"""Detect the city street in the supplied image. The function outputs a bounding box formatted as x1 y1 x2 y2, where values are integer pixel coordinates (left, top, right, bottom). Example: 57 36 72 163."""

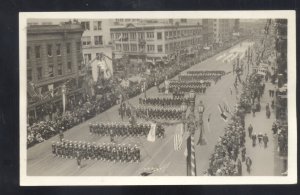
242 82 281 176
27 41 273 176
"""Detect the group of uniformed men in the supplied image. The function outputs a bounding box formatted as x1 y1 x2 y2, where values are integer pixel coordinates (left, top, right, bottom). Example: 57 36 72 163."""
178 74 222 83
89 122 165 138
51 140 141 163
186 70 226 76
136 106 184 120
139 97 189 107
169 82 208 93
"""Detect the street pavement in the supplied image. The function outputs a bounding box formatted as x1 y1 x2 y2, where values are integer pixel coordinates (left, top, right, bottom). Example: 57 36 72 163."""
27 41 259 176
242 81 281 176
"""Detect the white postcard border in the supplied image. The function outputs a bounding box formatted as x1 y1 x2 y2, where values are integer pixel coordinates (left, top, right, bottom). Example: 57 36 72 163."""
19 10 297 186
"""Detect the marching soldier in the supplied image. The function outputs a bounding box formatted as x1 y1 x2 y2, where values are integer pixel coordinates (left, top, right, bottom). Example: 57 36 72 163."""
51 141 56 156
76 150 82 169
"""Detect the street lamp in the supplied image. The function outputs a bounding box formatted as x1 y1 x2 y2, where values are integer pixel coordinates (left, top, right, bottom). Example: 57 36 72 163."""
197 100 206 145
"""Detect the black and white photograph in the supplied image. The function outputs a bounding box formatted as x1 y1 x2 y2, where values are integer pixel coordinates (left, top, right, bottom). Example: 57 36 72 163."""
19 11 296 185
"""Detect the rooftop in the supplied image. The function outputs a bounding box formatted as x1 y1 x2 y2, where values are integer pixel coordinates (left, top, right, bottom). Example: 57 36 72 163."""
27 23 84 34
111 22 202 31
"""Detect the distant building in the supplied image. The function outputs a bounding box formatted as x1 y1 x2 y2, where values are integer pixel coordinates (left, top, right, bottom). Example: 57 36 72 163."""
110 22 203 64
212 19 232 44
202 19 214 46
233 19 240 33
114 19 142 26
79 19 113 65
240 19 266 36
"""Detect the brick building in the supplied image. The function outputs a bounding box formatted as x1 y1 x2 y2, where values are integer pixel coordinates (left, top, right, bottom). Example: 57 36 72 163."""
27 23 84 119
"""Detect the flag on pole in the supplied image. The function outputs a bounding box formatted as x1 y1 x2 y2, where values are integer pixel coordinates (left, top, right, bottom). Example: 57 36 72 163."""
218 104 228 122
147 123 156 142
185 135 191 175
185 134 197 176
174 124 184 151
223 100 233 116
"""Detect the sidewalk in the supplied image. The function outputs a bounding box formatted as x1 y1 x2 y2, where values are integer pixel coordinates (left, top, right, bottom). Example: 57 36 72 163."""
242 81 281 176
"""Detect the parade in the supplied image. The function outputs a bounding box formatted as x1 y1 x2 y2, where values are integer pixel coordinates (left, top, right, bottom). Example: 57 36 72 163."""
51 140 141 164
26 18 289 178
89 122 165 138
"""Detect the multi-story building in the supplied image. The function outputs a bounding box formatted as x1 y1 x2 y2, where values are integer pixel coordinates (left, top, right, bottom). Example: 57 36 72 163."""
79 19 113 65
110 22 203 64
27 23 84 119
27 23 84 95
212 19 232 44
240 19 266 37
202 19 214 46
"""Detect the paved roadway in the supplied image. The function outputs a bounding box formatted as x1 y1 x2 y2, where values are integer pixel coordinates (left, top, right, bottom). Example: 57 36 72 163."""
242 82 281 176
27 41 254 176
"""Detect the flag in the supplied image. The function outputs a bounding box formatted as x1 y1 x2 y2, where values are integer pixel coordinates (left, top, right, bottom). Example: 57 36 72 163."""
91 60 100 82
174 124 184 151
223 100 233 116
48 84 54 97
218 104 228 122
185 135 191 175
49 126 55 132
27 82 39 98
147 123 156 142
118 34 123 41
103 55 113 76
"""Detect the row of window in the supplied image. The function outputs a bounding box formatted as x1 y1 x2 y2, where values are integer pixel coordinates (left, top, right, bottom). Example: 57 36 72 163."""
114 43 163 53
111 32 160 41
82 36 103 46
114 37 201 53
83 53 105 64
81 21 102 31
111 29 201 41
115 19 140 22
27 61 80 81
27 42 81 60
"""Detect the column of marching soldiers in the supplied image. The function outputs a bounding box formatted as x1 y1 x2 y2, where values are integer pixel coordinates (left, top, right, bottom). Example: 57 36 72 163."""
51 70 225 167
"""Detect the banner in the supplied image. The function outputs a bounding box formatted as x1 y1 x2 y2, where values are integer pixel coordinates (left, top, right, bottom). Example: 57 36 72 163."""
218 104 228 122
91 60 99 82
62 85 66 113
147 123 156 142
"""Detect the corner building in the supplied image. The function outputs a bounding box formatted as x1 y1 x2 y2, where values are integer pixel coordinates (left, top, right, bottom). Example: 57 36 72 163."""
110 23 203 64
27 23 84 91
27 23 84 119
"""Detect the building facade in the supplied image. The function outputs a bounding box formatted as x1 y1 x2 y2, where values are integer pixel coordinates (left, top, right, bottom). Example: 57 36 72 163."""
110 23 203 64
212 19 232 44
202 19 214 46
27 23 84 95
79 19 113 65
